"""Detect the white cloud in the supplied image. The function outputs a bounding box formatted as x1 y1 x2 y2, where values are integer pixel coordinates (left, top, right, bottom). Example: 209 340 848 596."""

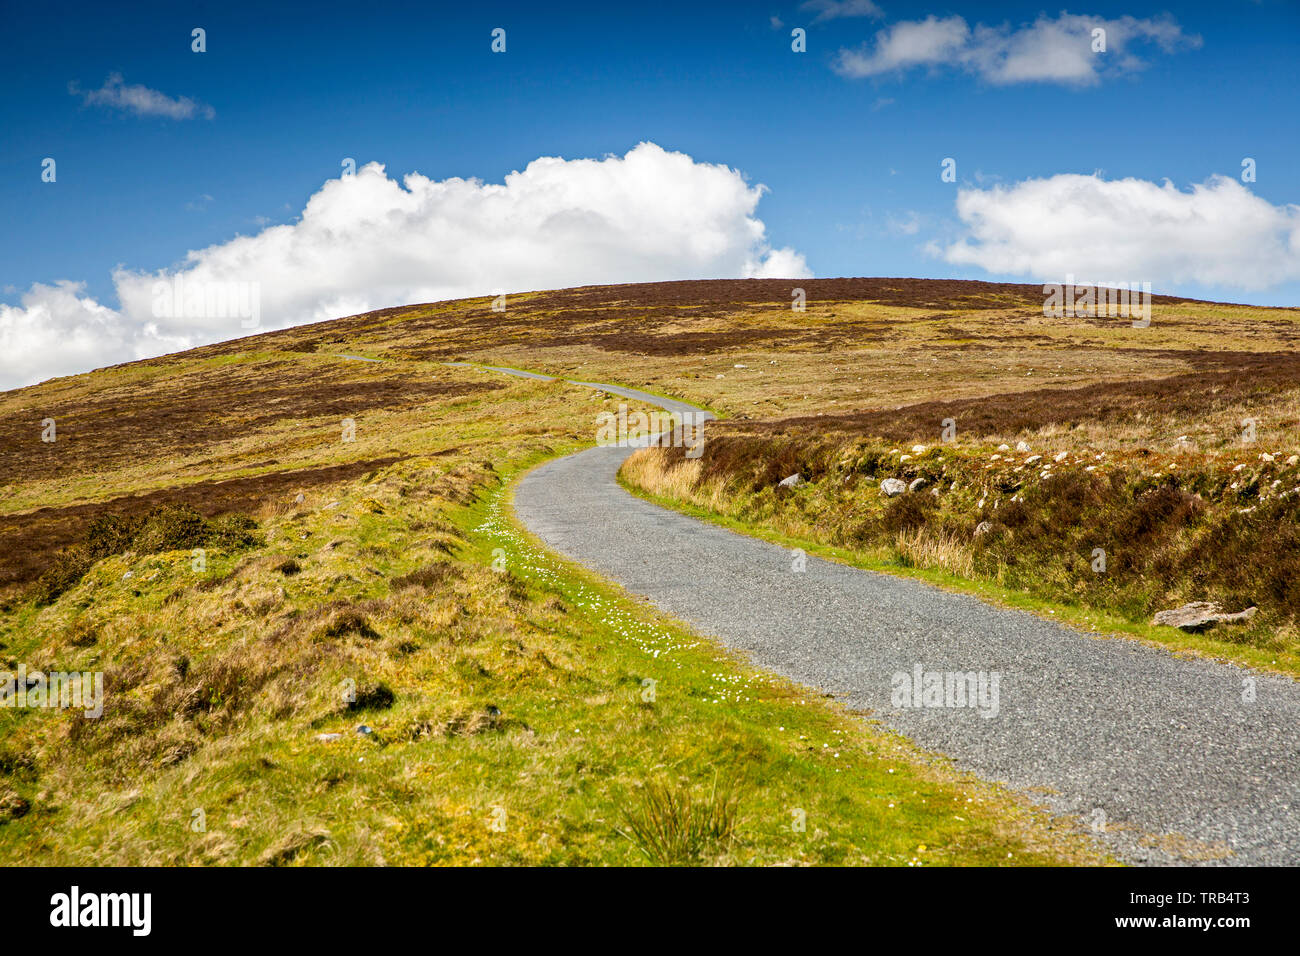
70 72 215 119
2 143 810 390
834 12 1199 85
934 174 1300 290
0 282 134 389
886 211 921 235
801 0 885 23
836 15 969 76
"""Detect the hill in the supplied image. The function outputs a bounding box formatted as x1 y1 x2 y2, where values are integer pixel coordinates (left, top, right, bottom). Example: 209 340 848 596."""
2 276 1296 864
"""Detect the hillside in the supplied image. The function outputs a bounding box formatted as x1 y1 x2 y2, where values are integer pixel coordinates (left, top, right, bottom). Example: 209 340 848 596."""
2 276 1297 864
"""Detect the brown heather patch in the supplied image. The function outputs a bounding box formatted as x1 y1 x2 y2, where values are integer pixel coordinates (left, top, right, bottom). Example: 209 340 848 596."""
246 276 1201 364
0 457 406 596
0 359 495 485
737 350 1300 448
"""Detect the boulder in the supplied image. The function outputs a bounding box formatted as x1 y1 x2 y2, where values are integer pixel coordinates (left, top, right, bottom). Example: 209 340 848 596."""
908 478 926 492
880 478 907 497
1152 602 1258 632
778 473 803 488
973 521 992 537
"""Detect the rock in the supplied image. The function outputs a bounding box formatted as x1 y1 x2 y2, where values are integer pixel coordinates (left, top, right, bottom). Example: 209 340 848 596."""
294 493 306 504
1287 455 1299 467
911 444 927 454
908 478 926 492
778 473 803 488
1260 453 1274 463
1054 451 1068 462
973 521 992 537
997 444 1010 452
355 725 373 736
1015 441 1031 452
1152 602 1258 632
733 363 747 369
880 478 907 497
1025 455 1042 464
314 732 343 743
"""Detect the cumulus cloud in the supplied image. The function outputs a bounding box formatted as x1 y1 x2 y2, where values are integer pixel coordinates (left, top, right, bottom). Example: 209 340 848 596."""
834 12 1199 85
2 143 809 390
70 72 215 119
934 174 1300 290
0 282 134 388
801 0 885 23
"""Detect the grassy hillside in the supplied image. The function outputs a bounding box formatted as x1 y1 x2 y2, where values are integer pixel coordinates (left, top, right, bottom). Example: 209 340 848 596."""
0 282 1122 865
8 275 1294 864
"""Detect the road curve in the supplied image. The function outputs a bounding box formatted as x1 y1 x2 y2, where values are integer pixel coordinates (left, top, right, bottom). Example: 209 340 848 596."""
467 363 1300 865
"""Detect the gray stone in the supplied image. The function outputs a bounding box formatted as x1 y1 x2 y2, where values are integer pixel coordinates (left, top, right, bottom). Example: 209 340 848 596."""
1152 602 1258 632
880 478 907 497
778 473 803 488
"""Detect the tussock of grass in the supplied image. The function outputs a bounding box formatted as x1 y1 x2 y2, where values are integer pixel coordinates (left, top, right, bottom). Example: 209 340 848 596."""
895 527 975 579
619 772 745 865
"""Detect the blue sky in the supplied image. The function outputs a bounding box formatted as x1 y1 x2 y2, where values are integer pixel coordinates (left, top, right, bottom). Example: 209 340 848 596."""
2 0 1299 386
